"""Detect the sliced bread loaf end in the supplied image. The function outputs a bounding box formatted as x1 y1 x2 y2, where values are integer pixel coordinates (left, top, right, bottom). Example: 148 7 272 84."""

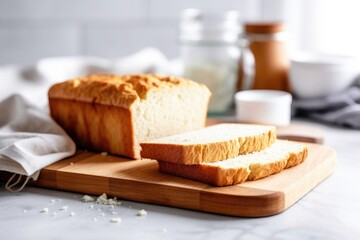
244 140 307 180
141 124 276 165
158 140 307 186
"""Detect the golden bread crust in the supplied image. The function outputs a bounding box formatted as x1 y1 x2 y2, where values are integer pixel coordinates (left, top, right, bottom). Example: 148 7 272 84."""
49 98 138 158
285 146 308 168
48 74 210 109
158 162 251 187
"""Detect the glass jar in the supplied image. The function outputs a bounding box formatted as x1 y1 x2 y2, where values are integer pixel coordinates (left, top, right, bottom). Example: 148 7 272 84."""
179 9 241 115
237 22 290 92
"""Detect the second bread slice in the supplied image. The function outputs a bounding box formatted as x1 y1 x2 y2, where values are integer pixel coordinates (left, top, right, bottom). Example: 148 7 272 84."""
140 124 276 165
158 140 308 186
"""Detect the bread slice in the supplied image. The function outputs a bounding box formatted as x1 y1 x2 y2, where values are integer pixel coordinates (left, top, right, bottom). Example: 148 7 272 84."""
157 140 308 186
48 74 211 159
140 124 276 165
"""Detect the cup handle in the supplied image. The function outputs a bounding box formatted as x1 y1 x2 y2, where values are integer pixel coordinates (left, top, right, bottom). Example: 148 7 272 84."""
239 36 255 90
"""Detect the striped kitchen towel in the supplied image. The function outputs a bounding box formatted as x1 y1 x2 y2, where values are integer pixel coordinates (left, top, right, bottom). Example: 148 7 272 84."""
293 76 360 129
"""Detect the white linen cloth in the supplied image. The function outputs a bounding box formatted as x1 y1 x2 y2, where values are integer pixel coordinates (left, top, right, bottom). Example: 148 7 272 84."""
0 94 76 190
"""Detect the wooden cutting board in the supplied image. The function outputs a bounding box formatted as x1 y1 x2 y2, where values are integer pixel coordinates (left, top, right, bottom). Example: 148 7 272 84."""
34 142 336 217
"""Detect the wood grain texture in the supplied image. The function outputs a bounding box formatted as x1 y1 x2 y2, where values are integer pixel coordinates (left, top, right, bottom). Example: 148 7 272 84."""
33 143 336 217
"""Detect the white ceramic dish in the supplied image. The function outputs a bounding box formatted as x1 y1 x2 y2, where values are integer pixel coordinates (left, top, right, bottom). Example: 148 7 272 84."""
289 52 360 99
36 56 112 83
234 90 292 126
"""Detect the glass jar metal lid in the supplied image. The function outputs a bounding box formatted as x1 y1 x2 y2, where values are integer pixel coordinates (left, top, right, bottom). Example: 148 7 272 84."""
179 9 242 44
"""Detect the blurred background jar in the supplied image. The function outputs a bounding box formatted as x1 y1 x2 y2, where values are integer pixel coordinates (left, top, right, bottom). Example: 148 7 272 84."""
237 22 290 92
179 9 241 115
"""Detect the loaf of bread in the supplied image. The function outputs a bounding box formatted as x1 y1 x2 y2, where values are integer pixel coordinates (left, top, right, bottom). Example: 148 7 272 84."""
158 140 308 186
48 74 211 159
140 123 276 164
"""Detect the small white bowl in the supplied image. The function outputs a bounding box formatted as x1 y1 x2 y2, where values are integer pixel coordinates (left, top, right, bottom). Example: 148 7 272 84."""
290 52 360 99
235 90 292 126
36 56 112 83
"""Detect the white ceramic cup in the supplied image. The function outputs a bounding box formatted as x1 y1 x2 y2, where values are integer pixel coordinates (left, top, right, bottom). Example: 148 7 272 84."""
234 90 292 126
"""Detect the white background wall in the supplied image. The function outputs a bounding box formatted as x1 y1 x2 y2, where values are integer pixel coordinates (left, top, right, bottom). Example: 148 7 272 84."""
0 0 260 65
0 0 359 66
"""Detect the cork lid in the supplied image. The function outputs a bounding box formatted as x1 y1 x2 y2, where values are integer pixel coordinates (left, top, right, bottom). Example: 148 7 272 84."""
245 22 284 34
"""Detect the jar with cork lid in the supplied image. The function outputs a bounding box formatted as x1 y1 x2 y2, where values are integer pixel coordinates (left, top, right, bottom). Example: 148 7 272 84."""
237 22 290 92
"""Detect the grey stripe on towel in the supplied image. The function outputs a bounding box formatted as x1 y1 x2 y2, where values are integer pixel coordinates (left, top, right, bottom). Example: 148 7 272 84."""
293 77 360 128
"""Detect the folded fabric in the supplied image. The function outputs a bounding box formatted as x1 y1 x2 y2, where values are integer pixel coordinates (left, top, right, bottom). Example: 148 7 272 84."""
293 76 360 128
0 94 76 190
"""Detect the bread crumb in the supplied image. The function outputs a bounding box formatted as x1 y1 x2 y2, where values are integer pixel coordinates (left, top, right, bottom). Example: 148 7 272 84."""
82 195 95 202
110 217 121 223
96 193 108 204
137 209 147 217
40 208 49 213
70 211 75 217
95 193 121 205
49 199 56 203
101 152 108 156
106 198 118 205
70 162 74 166
111 211 117 215
60 206 68 211
89 204 94 209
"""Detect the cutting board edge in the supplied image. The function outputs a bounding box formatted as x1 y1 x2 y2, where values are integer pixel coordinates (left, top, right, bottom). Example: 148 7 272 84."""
33 173 287 217
34 167 290 217
29 142 336 218
283 145 337 209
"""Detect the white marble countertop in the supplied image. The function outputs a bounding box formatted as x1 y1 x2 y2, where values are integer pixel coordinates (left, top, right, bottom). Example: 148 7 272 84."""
0 119 359 240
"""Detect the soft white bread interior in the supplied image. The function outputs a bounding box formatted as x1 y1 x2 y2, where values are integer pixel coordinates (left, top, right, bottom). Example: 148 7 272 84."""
140 123 276 164
132 79 211 156
158 140 308 186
